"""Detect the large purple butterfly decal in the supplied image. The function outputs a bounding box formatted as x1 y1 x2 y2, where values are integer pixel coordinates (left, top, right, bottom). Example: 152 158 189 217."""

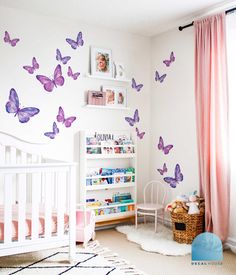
136 127 145 139
56 49 71 65
163 51 175 67
5 88 40 123
67 66 80 80
125 109 139 127
44 122 59 139
4 31 20 47
131 78 143 92
158 136 173 155
164 164 183 188
155 71 167 83
23 57 39 74
56 106 76 128
66 32 84 49
36 64 64 92
157 163 167 175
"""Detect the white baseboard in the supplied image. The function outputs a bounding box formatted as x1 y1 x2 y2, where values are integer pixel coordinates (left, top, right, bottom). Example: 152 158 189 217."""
225 237 236 254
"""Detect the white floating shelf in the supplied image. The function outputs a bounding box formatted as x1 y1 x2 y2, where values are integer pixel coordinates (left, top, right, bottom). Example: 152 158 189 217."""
84 104 130 110
85 73 131 83
86 182 135 191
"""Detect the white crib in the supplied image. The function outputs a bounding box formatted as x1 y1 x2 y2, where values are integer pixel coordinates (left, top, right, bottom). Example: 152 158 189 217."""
0 132 76 261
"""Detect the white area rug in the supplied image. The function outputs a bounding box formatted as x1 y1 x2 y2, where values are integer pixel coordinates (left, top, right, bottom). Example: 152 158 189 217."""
0 241 146 275
116 223 191 256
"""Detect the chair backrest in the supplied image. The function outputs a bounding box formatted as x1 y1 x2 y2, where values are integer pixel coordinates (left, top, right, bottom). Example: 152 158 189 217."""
143 180 167 206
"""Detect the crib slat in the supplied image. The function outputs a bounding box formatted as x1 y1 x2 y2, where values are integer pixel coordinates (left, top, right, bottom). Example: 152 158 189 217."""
4 175 13 244
0 145 5 164
31 173 40 240
44 173 52 239
10 147 17 164
57 172 66 237
18 174 26 242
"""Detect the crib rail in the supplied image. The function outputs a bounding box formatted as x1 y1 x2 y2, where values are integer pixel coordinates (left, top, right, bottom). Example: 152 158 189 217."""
0 162 76 258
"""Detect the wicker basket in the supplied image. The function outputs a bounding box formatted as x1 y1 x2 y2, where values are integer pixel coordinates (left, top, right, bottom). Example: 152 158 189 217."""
171 212 204 244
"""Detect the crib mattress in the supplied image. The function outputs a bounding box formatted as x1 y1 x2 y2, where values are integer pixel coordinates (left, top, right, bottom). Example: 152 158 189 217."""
0 205 68 241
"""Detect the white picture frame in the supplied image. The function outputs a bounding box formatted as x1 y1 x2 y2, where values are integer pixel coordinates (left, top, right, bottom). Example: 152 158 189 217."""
90 47 113 78
114 62 125 79
103 86 127 107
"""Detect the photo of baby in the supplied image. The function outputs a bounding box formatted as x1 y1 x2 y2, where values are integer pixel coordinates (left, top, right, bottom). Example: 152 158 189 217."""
96 53 109 73
91 47 112 77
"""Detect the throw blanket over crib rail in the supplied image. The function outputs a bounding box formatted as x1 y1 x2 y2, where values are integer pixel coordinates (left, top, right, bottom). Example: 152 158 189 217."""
0 132 76 261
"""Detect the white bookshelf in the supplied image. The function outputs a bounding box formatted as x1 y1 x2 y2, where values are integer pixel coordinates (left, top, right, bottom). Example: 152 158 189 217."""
79 130 137 225
85 73 131 83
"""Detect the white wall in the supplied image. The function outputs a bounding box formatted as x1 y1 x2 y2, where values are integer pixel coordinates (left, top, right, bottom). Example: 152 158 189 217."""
0 6 151 202
150 28 199 204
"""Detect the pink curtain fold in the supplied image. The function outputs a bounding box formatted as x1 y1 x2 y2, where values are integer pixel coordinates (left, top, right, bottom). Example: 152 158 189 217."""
194 13 230 242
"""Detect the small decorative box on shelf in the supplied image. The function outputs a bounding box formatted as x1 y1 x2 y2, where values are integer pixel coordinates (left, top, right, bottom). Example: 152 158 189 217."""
79 130 137 226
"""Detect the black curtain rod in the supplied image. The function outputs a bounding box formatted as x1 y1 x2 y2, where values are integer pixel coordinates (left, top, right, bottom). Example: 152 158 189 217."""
179 6 236 31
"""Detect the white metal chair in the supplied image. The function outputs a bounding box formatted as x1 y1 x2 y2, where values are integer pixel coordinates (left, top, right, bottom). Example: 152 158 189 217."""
135 180 167 232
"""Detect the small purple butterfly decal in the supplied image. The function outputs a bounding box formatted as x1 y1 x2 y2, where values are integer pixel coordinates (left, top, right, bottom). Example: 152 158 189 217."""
4 31 20 47
157 163 167 175
158 136 173 155
131 78 143 92
136 127 145 139
56 49 71 65
67 66 80 80
23 57 39 74
163 51 175 67
125 109 139 127
164 164 183 188
56 106 76 128
5 88 40 123
155 71 167 83
36 64 64 92
66 32 84 49
44 122 59 139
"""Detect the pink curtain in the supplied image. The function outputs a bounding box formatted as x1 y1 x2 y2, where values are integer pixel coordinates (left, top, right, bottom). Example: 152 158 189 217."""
194 13 230 242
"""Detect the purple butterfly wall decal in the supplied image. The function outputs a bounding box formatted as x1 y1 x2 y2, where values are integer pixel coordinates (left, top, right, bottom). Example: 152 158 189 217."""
163 51 175 67
4 31 20 47
131 78 143 92
157 136 173 155
56 49 71 65
36 64 64 92
66 32 84 49
155 71 167 83
125 109 139 127
136 127 145 139
157 163 167 175
44 122 59 139
56 106 76 128
164 164 183 188
5 88 40 123
67 66 80 80
23 57 39 74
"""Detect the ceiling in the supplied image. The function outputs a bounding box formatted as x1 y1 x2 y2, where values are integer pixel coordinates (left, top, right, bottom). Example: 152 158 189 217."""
0 0 236 36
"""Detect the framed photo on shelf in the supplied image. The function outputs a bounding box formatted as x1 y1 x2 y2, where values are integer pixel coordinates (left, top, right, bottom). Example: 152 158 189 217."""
114 62 125 79
90 47 113 78
103 86 127 107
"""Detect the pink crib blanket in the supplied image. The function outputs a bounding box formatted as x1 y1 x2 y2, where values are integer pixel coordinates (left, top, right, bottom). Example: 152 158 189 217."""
0 205 69 241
